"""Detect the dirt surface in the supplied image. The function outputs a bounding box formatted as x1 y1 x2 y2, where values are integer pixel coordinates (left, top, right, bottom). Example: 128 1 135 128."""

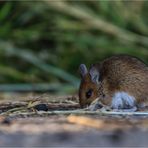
0 93 148 147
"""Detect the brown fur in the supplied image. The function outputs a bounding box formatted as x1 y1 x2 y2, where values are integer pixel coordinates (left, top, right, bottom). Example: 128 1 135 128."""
79 55 148 108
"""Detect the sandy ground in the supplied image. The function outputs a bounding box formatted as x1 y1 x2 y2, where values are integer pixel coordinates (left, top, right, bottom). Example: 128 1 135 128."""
0 115 148 147
0 93 148 147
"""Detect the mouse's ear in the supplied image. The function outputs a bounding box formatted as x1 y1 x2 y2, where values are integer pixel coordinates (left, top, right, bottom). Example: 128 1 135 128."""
79 64 88 78
89 67 99 84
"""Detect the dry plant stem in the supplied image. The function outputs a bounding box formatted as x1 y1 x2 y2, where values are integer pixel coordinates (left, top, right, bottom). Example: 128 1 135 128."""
5 110 148 118
0 103 80 115
45 1 148 47
0 107 27 116
0 102 27 113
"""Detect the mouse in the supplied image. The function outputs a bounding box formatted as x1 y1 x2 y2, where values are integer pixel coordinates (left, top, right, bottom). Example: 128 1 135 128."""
79 55 148 111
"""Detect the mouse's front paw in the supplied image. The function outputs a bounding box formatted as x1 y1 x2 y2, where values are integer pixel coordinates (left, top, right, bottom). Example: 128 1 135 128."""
88 98 103 111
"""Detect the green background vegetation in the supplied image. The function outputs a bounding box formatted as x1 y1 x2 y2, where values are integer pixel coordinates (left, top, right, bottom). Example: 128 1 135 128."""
0 1 148 93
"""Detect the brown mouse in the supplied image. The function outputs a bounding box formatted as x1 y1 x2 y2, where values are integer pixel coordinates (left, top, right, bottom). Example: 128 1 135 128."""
79 55 148 111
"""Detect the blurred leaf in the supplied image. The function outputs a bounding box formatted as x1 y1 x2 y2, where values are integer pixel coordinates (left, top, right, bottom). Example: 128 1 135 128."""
0 23 11 38
0 1 147 93
0 2 12 22
0 41 79 87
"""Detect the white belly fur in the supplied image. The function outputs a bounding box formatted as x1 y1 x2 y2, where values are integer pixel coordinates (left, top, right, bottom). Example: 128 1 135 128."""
111 92 136 109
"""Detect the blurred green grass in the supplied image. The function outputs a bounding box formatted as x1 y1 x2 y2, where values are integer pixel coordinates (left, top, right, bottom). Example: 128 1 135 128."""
0 1 148 93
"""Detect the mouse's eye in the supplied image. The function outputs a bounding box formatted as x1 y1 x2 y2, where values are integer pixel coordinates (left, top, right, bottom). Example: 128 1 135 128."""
86 89 93 99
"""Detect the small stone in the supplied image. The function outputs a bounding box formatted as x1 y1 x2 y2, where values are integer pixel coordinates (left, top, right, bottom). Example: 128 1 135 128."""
2 117 12 125
34 104 48 111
